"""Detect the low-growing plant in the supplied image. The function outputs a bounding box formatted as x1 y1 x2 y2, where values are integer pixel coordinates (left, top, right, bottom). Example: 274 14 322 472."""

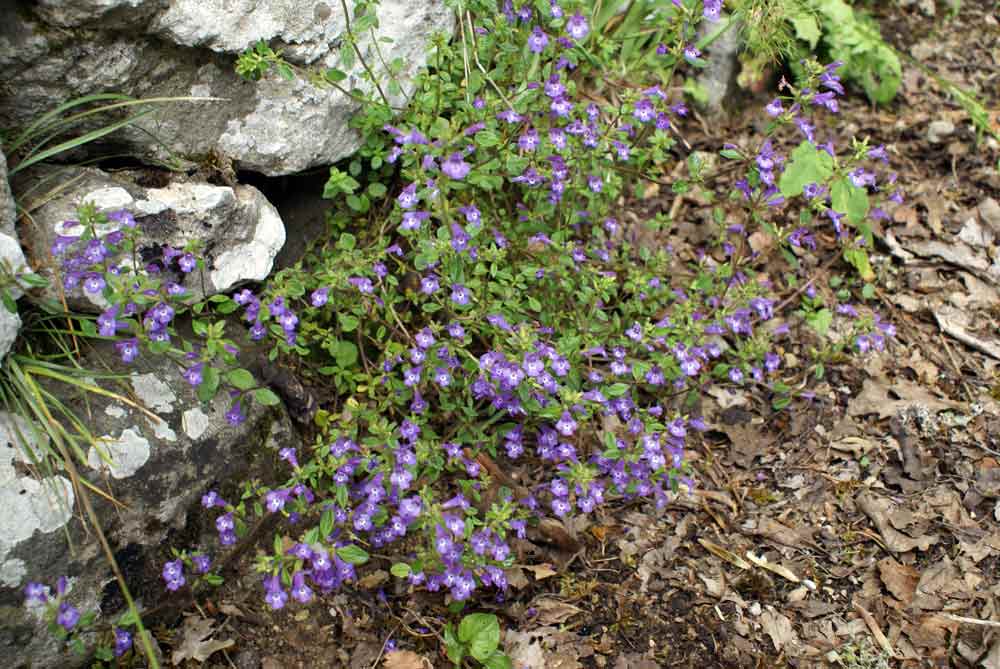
444 613 512 668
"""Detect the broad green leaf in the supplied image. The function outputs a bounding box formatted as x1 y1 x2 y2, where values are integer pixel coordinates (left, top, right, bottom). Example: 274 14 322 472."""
830 178 869 225
253 388 281 406
226 368 256 390
458 613 500 661
336 545 370 565
779 141 834 198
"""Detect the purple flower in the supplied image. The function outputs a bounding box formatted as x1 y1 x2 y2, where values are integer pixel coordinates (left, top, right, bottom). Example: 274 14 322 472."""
703 0 723 20
178 253 197 273
115 338 139 364
765 98 784 117
528 27 549 53
566 12 589 40
114 628 133 657
225 400 246 426
311 287 329 307
191 554 212 574
441 153 472 180
182 362 204 387
162 559 186 591
397 183 419 209
23 582 48 606
348 276 374 294
401 210 430 231
420 275 439 295
82 273 105 294
108 210 136 228
450 284 470 306
56 602 80 631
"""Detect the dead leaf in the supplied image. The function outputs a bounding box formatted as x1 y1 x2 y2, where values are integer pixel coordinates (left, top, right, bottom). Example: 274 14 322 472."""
524 563 559 581
848 376 963 419
358 570 389 589
531 597 583 625
759 609 796 652
857 492 939 553
877 557 919 605
383 650 432 669
934 305 1000 360
699 538 751 569
171 615 235 665
746 552 800 583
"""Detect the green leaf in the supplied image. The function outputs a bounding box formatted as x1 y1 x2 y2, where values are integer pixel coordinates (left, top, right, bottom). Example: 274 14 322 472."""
325 68 348 82
458 613 500 661
779 141 834 198
843 247 875 282
830 178 869 225
226 368 256 390
197 366 221 402
320 509 334 537
335 340 358 368
806 308 833 336
390 562 411 578
484 651 514 669
339 313 360 332
790 13 821 49
336 545 370 565
253 388 281 406
719 149 742 160
336 233 357 251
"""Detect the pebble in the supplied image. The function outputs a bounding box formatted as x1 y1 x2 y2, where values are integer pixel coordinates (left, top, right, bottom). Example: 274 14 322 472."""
927 119 956 144
978 197 1000 236
748 601 762 616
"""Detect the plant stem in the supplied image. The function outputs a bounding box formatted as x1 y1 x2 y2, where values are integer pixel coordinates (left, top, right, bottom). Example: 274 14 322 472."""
339 0 391 107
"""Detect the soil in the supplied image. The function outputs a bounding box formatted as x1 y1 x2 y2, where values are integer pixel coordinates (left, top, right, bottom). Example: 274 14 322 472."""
141 2 1000 668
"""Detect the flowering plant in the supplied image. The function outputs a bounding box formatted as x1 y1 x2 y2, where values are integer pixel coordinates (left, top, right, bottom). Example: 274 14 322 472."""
197 0 899 612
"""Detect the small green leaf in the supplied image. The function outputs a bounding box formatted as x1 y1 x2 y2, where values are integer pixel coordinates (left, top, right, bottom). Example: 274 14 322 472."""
390 563 411 578
336 545 370 565
226 368 256 390
253 388 281 406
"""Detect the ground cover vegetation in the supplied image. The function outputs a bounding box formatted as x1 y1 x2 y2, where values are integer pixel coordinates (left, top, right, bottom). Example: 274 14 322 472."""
13 0 998 666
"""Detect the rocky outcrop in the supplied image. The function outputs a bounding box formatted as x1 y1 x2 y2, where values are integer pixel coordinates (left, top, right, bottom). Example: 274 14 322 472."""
0 342 294 669
0 0 454 176
0 149 25 358
16 165 285 312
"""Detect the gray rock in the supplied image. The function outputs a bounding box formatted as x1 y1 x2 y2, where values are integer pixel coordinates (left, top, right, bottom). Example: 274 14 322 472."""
0 0 454 176
927 119 956 144
0 342 293 669
979 198 1000 237
0 148 15 239
694 12 742 116
16 165 285 312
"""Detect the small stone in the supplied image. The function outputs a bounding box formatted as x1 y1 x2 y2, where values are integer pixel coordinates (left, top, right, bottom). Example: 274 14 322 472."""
749 601 762 616
978 198 1000 236
927 120 955 144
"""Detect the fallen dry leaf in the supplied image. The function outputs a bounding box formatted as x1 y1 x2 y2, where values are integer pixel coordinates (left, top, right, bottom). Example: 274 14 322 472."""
171 615 235 665
759 609 796 652
530 597 583 625
383 650 432 669
524 563 559 580
856 491 939 553
877 557 920 605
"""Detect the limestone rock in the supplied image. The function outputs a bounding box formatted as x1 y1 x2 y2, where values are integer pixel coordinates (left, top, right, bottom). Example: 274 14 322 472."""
0 342 293 669
927 119 956 144
15 165 285 312
0 0 455 176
